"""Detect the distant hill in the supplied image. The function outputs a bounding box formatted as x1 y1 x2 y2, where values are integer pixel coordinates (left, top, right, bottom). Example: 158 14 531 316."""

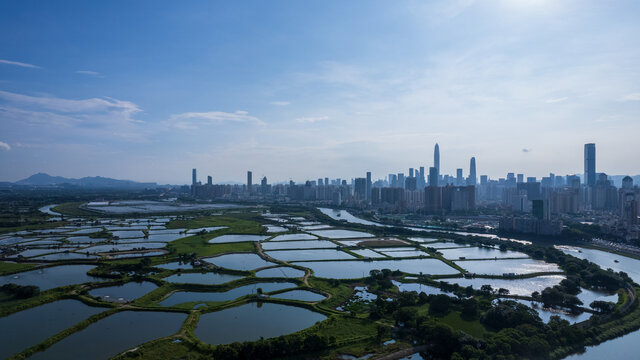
14 173 157 189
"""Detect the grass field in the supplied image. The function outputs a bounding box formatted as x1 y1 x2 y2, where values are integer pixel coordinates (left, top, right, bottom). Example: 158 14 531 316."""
0 261 37 276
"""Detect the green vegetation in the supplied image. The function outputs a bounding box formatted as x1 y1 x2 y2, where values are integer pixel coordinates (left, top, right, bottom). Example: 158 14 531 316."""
0 261 36 276
168 238 256 258
3 204 640 360
52 202 98 217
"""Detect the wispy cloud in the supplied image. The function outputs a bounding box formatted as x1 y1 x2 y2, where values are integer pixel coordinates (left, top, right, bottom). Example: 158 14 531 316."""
76 70 103 77
270 101 290 106
168 110 264 129
296 116 328 123
0 91 146 142
0 59 41 69
0 90 140 116
545 96 568 103
619 93 640 102
0 141 10 151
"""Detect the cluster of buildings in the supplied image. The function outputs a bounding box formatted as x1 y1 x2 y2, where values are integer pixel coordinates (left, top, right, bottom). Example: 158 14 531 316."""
188 142 639 240
189 144 478 214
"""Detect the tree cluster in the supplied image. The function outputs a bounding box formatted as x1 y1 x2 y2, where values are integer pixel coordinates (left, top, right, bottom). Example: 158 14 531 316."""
0 283 40 299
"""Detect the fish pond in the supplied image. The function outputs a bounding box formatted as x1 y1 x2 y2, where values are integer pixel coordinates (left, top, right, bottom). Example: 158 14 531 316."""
194 302 326 345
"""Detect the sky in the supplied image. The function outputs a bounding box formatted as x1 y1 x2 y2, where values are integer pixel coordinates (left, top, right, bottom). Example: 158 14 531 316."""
1 0 639 184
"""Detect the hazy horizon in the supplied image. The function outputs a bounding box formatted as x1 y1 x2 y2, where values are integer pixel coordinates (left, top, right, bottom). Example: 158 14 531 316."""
1 1 640 184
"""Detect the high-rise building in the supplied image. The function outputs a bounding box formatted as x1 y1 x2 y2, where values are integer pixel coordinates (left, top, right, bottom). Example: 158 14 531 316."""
192 168 197 185
434 143 440 176
468 157 477 185
456 168 463 186
405 177 417 191
429 167 439 187
409 168 414 178
366 172 372 201
247 171 253 193
354 178 367 200
584 143 596 187
207 176 212 185
389 173 397 187
517 174 524 183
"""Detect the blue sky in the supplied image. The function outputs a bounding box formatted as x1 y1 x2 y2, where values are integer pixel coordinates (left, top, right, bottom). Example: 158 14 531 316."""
1 0 639 184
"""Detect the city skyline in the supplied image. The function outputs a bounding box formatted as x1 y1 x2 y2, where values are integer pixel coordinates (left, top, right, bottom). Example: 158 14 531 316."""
1 1 640 183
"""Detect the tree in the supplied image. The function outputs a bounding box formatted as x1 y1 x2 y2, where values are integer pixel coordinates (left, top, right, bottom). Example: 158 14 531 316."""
429 294 451 315
461 298 478 318
590 300 615 314
480 284 494 295
498 288 510 296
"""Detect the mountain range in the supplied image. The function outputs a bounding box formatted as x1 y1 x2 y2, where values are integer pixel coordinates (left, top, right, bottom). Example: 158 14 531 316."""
8 173 158 189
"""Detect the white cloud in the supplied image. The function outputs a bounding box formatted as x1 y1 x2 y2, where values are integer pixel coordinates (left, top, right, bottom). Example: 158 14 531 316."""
168 110 264 129
296 116 328 123
0 91 146 142
546 97 568 103
619 93 640 102
76 70 103 77
0 141 10 151
0 59 41 69
0 90 141 116
270 101 290 106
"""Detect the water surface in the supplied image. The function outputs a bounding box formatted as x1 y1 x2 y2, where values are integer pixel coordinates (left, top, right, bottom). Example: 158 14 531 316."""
266 249 355 262
0 299 104 359
272 290 326 301
443 275 565 296
564 329 640 359
195 302 326 345
556 246 640 284
310 229 374 239
0 265 102 290
269 233 318 241
28 311 186 360
163 272 243 285
89 281 158 302
262 240 337 250
160 282 297 306
300 258 458 279
455 258 560 275
204 253 275 270
255 267 306 278
439 247 528 260
208 234 269 243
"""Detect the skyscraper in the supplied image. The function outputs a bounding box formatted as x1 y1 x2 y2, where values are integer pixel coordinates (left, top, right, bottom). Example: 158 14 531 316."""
366 172 372 201
468 157 477 185
247 171 253 192
456 168 463 186
434 143 440 177
429 166 439 187
192 168 197 185
584 143 596 187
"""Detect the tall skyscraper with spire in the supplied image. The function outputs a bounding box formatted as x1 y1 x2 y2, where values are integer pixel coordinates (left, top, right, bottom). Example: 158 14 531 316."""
434 143 440 176
468 157 477 185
